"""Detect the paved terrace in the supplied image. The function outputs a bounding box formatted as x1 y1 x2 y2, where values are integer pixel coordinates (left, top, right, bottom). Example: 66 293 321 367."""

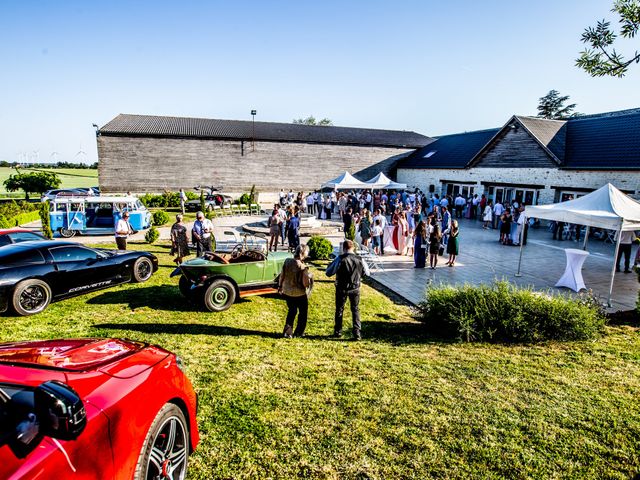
369 218 638 312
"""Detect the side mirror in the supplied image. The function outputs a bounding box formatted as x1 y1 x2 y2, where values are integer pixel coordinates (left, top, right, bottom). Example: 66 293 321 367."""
35 381 86 441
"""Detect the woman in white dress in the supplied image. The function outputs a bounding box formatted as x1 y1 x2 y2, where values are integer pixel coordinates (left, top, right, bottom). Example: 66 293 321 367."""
483 200 493 230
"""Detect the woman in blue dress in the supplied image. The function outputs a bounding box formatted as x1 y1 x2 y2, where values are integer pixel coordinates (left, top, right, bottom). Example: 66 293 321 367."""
413 220 427 268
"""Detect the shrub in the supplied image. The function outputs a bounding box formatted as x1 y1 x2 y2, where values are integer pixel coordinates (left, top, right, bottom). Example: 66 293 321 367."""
39 201 53 239
416 281 606 343
307 236 333 260
145 226 160 244
139 191 198 208
239 193 251 205
152 210 170 226
345 223 356 241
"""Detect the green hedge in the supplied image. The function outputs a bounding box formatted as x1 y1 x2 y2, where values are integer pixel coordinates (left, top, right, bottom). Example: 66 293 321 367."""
139 191 198 208
307 236 333 260
0 210 41 228
417 281 606 343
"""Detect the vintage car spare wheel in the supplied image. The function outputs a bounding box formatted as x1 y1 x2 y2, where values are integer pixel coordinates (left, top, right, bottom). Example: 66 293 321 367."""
204 279 236 312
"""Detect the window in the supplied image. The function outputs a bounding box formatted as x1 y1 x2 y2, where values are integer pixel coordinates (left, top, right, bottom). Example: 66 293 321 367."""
0 249 46 267
49 246 101 263
8 232 45 243
423 150 437 158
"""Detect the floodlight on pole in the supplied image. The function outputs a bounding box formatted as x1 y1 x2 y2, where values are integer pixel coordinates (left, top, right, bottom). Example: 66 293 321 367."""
251 109 256 151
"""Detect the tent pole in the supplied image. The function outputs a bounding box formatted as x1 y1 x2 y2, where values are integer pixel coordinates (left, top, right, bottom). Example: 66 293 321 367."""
515 215 526 277
607 226 623 308
582 226 589 251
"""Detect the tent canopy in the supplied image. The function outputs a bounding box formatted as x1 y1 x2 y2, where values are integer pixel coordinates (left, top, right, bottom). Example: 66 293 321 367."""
525 183 640 231
365 172 407 190
321 171 368 190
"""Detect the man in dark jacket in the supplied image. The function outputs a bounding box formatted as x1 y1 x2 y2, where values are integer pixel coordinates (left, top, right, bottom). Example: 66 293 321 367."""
326 240 369 340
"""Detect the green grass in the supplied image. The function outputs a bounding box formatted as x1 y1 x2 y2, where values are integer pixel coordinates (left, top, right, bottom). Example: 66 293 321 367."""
0 167 98 193
1 242 639 479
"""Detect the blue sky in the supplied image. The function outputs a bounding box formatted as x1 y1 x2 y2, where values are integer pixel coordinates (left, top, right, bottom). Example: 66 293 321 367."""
1 0 638 163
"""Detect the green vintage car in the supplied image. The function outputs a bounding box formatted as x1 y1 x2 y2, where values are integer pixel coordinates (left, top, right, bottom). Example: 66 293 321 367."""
171 245 292 312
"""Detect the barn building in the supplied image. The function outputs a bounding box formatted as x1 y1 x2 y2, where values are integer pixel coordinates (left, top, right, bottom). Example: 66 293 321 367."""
96 114 432 195
397 108 640 205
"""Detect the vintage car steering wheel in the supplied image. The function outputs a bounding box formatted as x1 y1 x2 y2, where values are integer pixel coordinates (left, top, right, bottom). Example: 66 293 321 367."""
230 244 245 259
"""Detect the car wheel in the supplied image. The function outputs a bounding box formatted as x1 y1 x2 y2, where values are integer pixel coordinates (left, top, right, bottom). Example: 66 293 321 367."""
12 279 52 316
203 279 236 312
132 257 154 283
134 403 189 480
59 228 76 238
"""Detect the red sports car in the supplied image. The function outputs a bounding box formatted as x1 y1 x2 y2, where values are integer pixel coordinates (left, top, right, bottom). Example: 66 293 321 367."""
0 338 199 479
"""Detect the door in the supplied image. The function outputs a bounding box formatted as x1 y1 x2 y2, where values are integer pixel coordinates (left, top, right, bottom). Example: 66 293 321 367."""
47 246 111 298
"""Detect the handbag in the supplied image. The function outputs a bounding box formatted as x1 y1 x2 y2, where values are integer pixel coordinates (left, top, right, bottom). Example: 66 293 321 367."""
438 243 445 256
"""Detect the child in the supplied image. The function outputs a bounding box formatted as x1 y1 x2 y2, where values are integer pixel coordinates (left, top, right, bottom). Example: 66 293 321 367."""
371 219 383 255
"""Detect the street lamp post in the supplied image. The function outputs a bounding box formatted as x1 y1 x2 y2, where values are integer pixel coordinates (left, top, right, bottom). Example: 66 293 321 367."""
251 109 256 151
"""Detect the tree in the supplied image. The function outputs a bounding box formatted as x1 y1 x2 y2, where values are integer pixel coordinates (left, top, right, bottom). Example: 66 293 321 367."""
3 171 61 200
292 115 333 126
576 0 640 77
536 90 579 119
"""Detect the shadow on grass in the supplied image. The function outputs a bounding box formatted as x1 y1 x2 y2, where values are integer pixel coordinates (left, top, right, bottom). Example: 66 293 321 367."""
92 318 442 344
93 322 281 338
87 285 199 312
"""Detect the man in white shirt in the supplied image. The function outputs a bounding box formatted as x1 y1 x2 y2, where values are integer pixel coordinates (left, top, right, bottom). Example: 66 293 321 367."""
454 194 465 218
192 211 215 256
373 209 387 254
179 188 187 214
305 192 314 213
115 211 133 250
493 201 504 229
616 230 637 273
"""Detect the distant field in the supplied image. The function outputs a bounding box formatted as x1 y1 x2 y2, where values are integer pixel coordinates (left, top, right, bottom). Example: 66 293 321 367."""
0 167 98 194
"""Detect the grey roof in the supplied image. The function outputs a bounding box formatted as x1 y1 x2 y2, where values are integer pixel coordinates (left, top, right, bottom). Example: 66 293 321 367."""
516 116 567 162
400 128 501 169
563 108 640 169
99 114 432 149
399 107 640 171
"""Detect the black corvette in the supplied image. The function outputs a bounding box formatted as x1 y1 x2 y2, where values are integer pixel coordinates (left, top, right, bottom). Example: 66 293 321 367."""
0 241 158 316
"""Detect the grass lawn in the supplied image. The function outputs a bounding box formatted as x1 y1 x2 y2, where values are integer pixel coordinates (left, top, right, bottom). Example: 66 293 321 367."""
0 167 98 194
1 242 639 479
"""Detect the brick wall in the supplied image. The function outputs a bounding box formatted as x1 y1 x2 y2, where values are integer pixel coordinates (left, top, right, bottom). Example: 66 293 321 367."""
397 167 640 204
98 136 413 194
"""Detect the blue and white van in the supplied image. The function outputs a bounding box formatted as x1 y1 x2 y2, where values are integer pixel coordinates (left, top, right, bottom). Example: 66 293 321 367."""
49 196 152 237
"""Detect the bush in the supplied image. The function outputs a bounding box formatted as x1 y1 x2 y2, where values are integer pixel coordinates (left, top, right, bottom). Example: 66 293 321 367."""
345 223 356 241
152 210 170 226
139 191 198 208
307 236 333 260
416 281 606 343
39 201 53 239
239 193 251 205
145 226 160 244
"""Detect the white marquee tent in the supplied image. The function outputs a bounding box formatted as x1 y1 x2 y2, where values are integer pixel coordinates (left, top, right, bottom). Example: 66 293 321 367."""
321 172 368 190
518 183 640 306
365 172 407 190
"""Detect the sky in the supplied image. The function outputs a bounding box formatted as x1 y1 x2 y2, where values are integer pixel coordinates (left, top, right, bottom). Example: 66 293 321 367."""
1 0 639 164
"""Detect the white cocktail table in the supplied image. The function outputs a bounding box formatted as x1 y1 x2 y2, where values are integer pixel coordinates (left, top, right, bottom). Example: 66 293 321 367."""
555 248 590 292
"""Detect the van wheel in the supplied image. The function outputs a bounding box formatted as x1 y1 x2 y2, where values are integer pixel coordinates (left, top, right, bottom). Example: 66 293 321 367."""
203 279 236 312
59 228 76 238
12 279 52 316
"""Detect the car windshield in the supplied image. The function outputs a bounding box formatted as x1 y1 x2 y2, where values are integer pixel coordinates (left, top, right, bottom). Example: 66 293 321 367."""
49 246 104 263
8 232 44 243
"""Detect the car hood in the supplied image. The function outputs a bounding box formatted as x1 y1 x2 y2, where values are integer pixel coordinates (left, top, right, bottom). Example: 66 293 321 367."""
0 338 147 372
